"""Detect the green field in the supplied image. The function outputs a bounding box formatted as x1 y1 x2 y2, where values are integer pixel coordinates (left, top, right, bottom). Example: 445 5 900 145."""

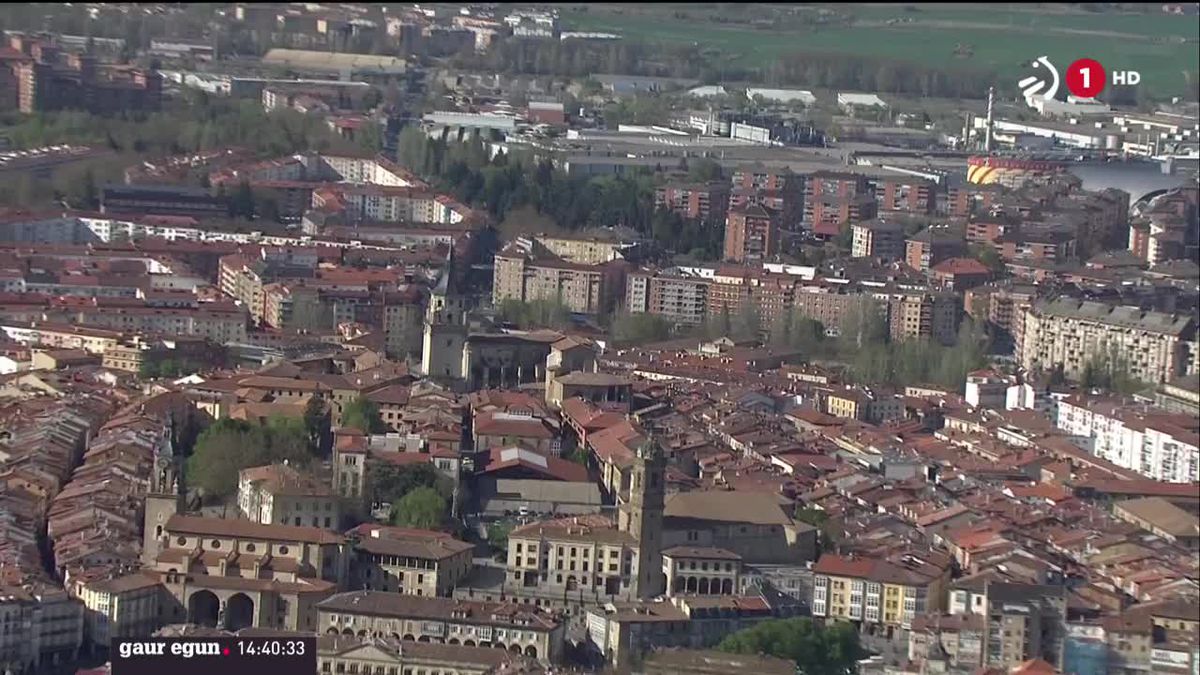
560 4 1199 98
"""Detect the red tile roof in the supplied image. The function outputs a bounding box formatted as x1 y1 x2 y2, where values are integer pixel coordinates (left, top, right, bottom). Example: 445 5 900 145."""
933 257 991 276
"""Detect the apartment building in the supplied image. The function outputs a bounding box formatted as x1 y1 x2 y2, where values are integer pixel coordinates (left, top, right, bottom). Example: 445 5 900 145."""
655 181 730 223
931 257 992 291
908 613 987 672
905 228 966 272
983 583 1068 671
996 230 1077 262
811 551 952 634
723 205 780 263
877 176 935 215
804 171 877 236
347 524 474 598
947 182 1005 218
626 268 712 326
317 591 564 662
888 291 960 346
237 464 340 529
730 165 804 227
529 234 640 265
822 387 904 425
71 305 247 343
851 220 905 261
0 323 124 355
792 285 861 331
74 572 162 646
0 586 86 671
964 283 1036 346
14 49 161 114
1019 299 1196 384
492 242 620 315
1055 395 1199 483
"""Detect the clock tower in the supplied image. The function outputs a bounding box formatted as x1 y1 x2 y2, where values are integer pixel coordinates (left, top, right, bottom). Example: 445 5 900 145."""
142 426 182 566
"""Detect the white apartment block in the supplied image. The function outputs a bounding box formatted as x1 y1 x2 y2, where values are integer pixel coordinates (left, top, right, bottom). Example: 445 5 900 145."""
1055 396 1200 483
1020 299 1196 384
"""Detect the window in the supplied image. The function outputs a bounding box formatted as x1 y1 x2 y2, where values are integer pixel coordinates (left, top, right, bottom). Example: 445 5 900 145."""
176 537 187 545
279 546 289 555
246 543 256 553
211 540 221 549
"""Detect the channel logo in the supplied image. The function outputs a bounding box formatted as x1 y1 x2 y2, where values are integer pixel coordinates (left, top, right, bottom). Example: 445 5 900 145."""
1019 56 1142 107
1018 56 1060 103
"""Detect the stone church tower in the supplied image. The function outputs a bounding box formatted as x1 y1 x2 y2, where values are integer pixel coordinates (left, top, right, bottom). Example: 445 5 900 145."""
421 270 468 379
627 437 666 599
142 427 182 566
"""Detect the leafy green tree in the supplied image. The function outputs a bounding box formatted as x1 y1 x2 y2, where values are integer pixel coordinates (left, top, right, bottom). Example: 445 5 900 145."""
303 395 332 456
390 486 448 530
367 462 454 505
230 180 255 219
612 311 672 344
342 396 387 434
497 299 573 330
1082 342 1144 395
185 418 313 497
794 506 840 553
969 242 1006 275
834 221 854 250
733 303 762 342
139 360 160 379
717 617 865 674
487 520 513 552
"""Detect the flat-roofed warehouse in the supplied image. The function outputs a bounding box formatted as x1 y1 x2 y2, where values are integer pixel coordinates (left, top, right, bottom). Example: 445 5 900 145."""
260 49 406 77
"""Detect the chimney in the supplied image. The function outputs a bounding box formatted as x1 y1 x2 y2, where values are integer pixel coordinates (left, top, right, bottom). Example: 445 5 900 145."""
984 86 994 153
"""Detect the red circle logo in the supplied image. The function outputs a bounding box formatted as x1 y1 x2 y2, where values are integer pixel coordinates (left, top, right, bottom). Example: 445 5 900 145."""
1065 58 1106 98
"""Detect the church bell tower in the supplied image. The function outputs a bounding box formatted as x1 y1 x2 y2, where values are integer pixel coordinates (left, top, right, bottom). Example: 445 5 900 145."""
628 436 666 599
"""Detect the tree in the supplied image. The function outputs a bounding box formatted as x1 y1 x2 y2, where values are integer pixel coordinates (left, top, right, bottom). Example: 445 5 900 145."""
969 242 1005 275
496 298 573 330
833 220 854 250
390 486 448 530
732 303 762 342
839 296 887 352
366 462 454 506
185 418 313 497
342 396 387 434
794 506 840 553
229 180 255 219
717 617 865 674
686 158 723 182
1082 342 1144 395
139 360 160 379
303 395 331 456
612 310 672 344
487 520 513 552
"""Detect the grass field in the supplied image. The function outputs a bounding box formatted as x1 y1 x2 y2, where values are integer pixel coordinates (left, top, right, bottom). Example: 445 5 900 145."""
560 4 1199 98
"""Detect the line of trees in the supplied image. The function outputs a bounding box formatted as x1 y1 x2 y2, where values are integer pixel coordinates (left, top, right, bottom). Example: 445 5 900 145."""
397 128 724 259
717 616 865 674
456 33 1000 99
